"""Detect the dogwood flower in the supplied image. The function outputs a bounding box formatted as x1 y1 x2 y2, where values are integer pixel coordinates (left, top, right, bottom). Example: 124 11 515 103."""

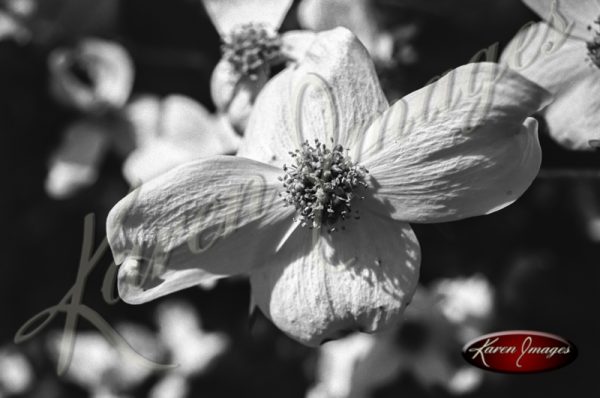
307 277 495 398
47 324 166 398
45 38 134 199
107 28 548 346
49 38 133 115
45 39 240 197
0 346 33 396
297 0 419 66
123 95 241 185
149 301 229 398
0 5 30 42
203 0 315 132
501 0 600 150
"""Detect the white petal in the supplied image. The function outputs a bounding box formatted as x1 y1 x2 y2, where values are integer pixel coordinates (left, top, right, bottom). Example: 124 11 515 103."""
49 38 134 114
125 95 162 146
432 275 494 324
501 22 589 96
45 119 111 199
297 0 393 64
107 156 295 304
360 63 550 223
202 0 293 36
0 11 30 42
123 143 197 186
280 30 318 62
249 210 420 346
124 95 241 184
543 74 600 150
238 28 388 167
502 22 600 150
155 301 228 375
523 0 600 41
446 367 484 395
159 95 240 148
0 349 33 395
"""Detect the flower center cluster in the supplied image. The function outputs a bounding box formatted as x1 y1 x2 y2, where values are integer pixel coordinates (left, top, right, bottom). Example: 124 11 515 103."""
281 140 369 231
222 23 282 79
587 17 600 68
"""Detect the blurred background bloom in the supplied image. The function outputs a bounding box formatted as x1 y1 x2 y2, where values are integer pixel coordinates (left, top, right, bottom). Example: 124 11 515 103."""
44 38 134 199
307 275 494 398
297 0 420 66
0 347 34 397
123 94 240 185
501 0 600 151
48 38 133 114
47 324 166 398
203 0 294 133
149 301 229 398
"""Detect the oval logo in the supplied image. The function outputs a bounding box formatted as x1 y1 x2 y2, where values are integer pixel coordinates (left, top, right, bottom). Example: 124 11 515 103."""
462 330 577 373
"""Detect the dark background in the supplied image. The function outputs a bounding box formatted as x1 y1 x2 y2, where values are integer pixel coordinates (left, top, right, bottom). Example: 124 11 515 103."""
1 0 599 397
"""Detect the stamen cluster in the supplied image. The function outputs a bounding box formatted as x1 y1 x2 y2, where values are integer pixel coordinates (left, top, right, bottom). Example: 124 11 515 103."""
222 23 282 79
281 140 369 231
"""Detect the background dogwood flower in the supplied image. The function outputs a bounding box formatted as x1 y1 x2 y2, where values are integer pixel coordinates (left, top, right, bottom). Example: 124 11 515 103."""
0 347 33 396
149 301 229 398
47 324 166 398
501 0 600 150
45 40 240 197
307 277 494 398
0 6 30 43
203 0 311 133
49 38 134 115
297 0 420 66
123 94 241 185
45 38 134 199
106 28 548 346
45 116 128 199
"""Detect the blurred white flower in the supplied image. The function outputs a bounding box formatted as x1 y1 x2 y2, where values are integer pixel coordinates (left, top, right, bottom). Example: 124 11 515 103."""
202 0 314 132
155 301 228 376
308 278 495 398
49 38 134 115
572 180 600 242
2 0 119 45
45 40 241 198
0 347 33 396
123 95 241 186
307 332 401 398
108 28 546 346
149 300 228 398
432 274 494 325
47 323 166 398
44 38 135 199
297 0 419 66
502 0 600 150
44 117 115 199
0 8 30 42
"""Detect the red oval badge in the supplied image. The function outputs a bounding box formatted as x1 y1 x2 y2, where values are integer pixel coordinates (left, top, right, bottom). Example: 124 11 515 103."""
462 330 577 373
